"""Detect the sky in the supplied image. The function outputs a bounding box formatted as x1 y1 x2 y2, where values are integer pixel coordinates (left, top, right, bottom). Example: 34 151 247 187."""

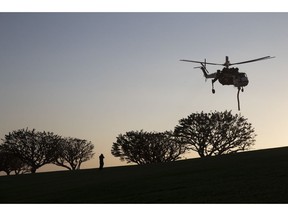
1 11 288 173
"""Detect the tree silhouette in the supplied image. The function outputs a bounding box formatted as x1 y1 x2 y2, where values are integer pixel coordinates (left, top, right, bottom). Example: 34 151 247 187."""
0 151 20 175
0 150 30 175
111 130 186 165
1 128 62 173
174 110 256 157
53 137 94 170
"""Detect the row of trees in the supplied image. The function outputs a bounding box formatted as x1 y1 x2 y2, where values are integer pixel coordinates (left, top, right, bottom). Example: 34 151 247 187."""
0 128 94 175
0 111 256 174
111 110 256 164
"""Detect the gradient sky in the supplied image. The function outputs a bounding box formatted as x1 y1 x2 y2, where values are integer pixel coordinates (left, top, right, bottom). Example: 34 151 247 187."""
0 13 287 173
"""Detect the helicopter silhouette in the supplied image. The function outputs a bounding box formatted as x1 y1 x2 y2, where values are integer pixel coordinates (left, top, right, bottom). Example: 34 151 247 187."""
180 56 275 110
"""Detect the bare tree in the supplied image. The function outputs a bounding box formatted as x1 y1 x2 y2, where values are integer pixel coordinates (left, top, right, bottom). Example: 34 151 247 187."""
2 128 62 173
53 137 94 170
174 110 256 157
111 130 186 165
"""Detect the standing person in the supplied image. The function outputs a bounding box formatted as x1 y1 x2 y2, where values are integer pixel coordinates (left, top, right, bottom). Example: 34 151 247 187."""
99 154 105 170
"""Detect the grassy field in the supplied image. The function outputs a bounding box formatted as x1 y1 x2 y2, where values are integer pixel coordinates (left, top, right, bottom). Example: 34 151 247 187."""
1 146 288 203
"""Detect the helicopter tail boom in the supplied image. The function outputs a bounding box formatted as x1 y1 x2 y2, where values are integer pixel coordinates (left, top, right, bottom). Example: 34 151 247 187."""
200 64 217 79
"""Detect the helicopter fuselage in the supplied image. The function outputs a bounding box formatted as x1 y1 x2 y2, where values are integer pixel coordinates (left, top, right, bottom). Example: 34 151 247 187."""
200 66 249 88
218 67 249 88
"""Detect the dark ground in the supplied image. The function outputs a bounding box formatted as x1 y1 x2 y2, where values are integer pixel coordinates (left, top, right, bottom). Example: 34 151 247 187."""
1 146 288 203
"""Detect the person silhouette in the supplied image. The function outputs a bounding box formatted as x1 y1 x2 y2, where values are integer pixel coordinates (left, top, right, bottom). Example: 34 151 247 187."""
99 154 105 170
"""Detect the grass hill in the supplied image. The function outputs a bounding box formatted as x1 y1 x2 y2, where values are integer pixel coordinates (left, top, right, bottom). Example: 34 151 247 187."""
1 146 288 203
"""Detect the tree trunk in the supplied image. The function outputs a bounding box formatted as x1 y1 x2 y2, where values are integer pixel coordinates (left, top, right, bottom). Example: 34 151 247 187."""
30 167 37 173
4 170 11 176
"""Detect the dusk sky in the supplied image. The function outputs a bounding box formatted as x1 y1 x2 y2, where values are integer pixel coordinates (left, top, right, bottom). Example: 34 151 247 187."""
1 12 288 172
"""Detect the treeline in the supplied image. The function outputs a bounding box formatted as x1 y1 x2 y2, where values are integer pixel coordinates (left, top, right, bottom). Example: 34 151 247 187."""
0 111 256 175
111 110 256 164
0 128 94 175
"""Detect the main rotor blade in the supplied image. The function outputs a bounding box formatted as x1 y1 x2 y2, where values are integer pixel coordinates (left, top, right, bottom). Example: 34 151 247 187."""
180 59 222 66
229 56 275 66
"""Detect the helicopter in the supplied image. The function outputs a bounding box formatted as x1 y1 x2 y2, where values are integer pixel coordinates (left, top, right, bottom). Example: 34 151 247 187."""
180 55 275 110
